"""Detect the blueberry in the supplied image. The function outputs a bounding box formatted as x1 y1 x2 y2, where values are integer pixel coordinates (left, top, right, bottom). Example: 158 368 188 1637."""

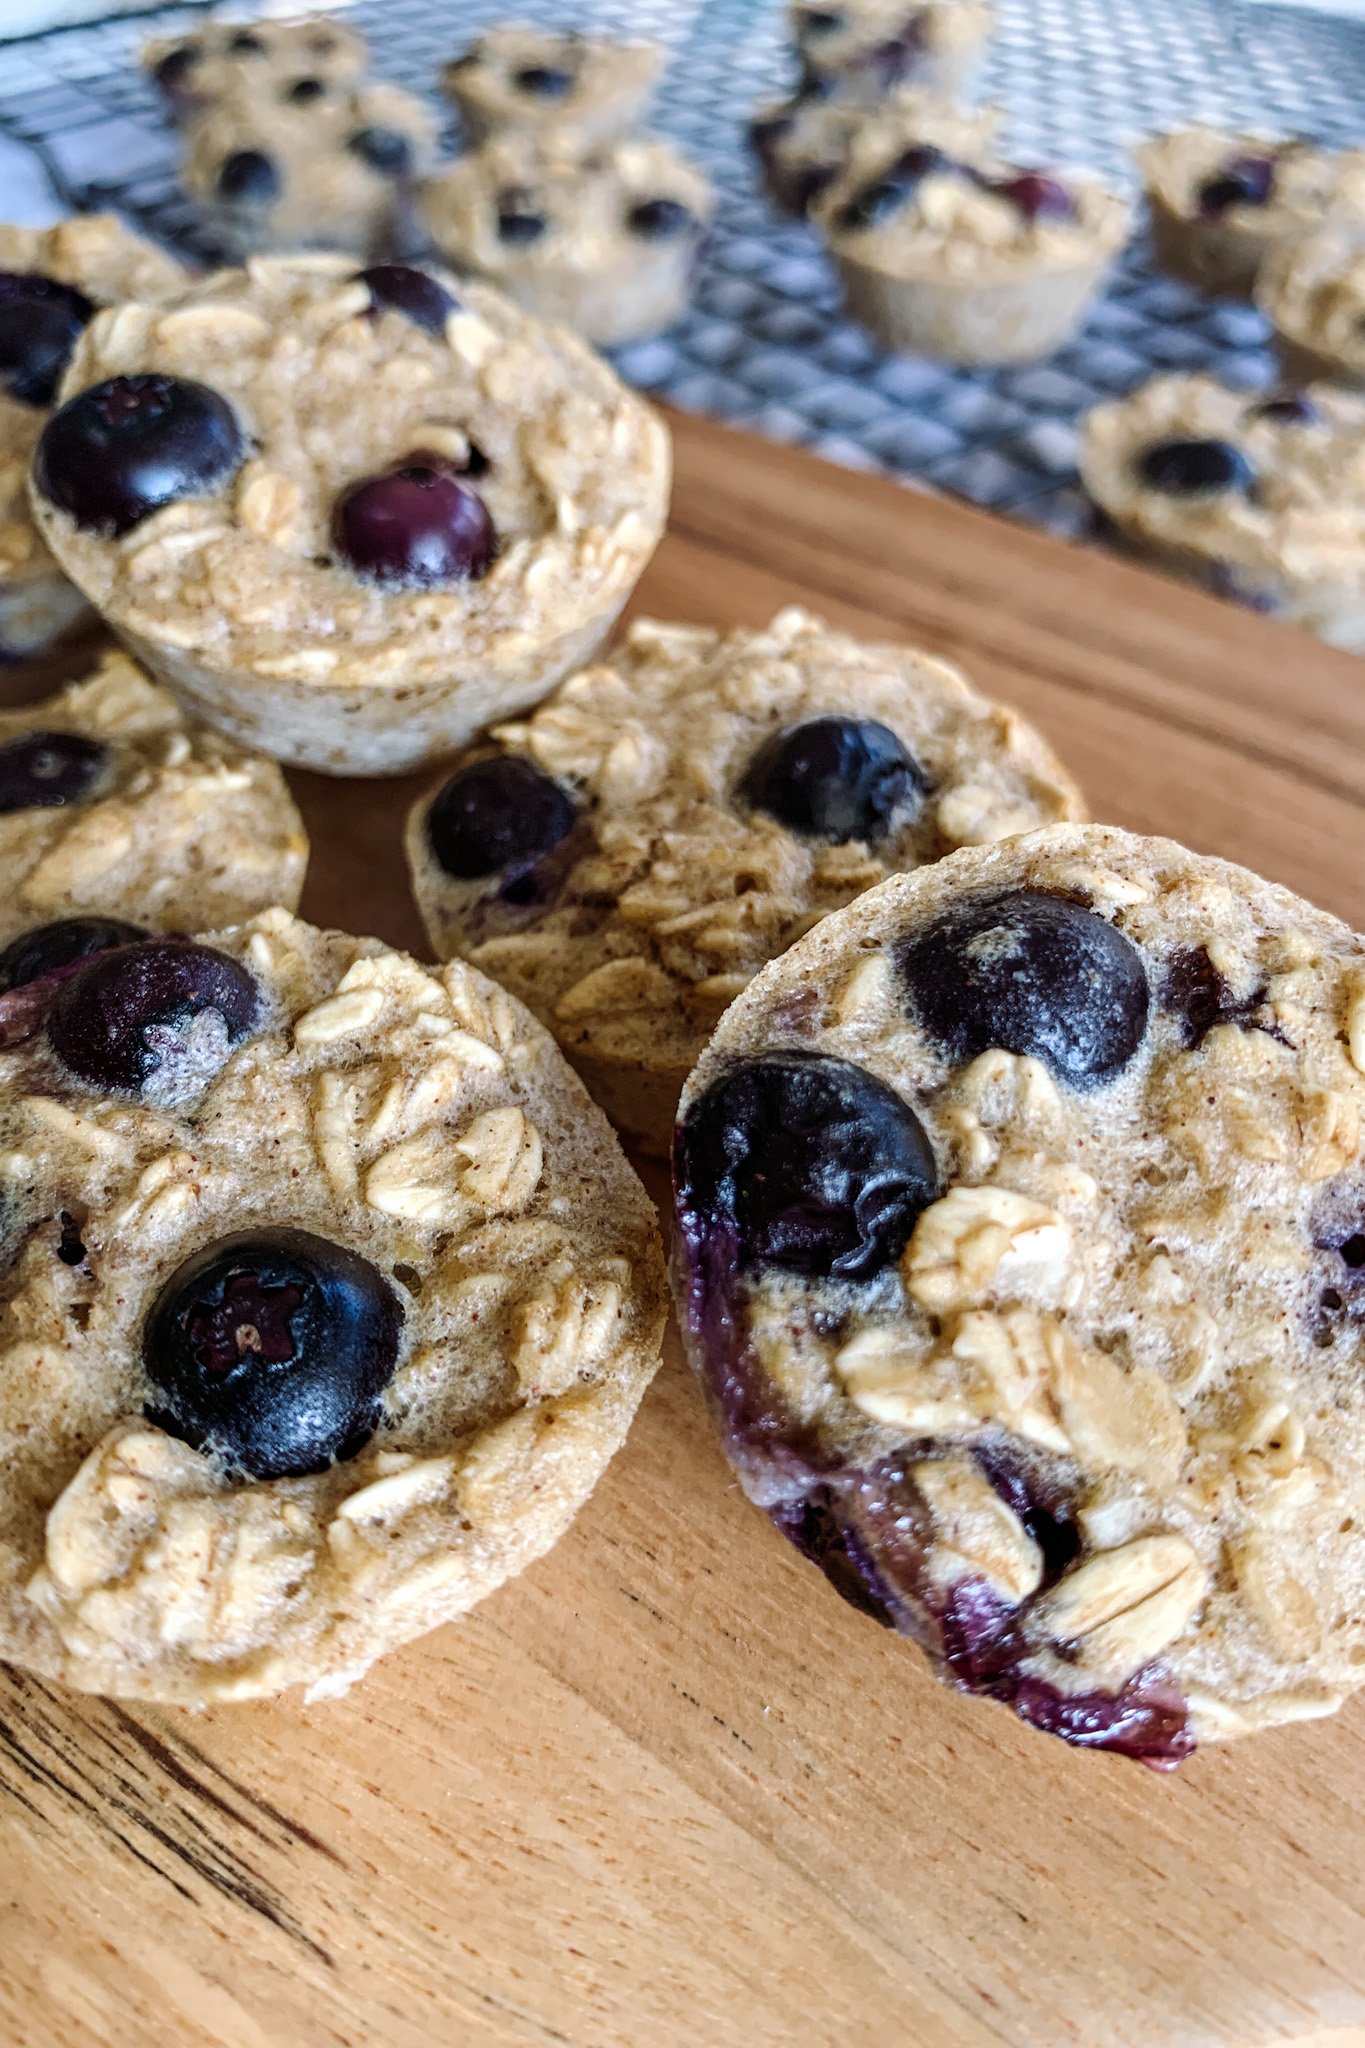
348 127 413 177
626 198 697 240
152 44 197 95
833 145 950 231
797 6 847 33
0 272 96 408
1252 392 1318 426
227 29 266 55
143 1227 403 1479
0 915 146 993
34 374 246 539
495 190 548 244
790 162 840 212
740 715 924 844
992 170 1077 222
1136 436 1255 497
285 76 327 104
427 753 577 897
512 63 574 97
866 26 928 87
333 458 496 586
1162 944 1283 1051
750 111 795 154
216 149 280 205
0 731 108 813
1197 153 1275 217
899 889 1150 1088
353 263 458 336
676 1052 938 1279
48 937 259 1094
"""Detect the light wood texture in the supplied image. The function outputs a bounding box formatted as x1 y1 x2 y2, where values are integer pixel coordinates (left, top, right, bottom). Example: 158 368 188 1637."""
4 412 1364 2048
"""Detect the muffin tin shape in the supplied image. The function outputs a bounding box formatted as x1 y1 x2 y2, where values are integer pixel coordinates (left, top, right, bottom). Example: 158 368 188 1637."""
143 13 369 121
421 134 714 348
1080 375 1365 652
182 80 439 261
673 823 1365 1763
1138 128 1363 302
751 87 1000 219
29 255 671 776
0 216 186 664
405 608 1084 1155
817 139 1130 365
1257 217 1365 394
0 908 666 1703
790 0 993 101
442 26 663 150
0 650 307 948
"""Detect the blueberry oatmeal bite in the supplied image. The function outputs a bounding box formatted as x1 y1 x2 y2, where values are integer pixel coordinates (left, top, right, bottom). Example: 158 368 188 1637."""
674 824 1365 1765
0 908 666 1703
28 254 671 776
1080 375 1365 651
405 609 1084 1156
421 134 713 348
143 14 369 121
1138 129 1362 301
441 27 663 150
1257 216 1365 394
182 81 439 260
817 138 1129 365
0 650 306 957
0 217 186 666
790 0 993 101
750 87 999 219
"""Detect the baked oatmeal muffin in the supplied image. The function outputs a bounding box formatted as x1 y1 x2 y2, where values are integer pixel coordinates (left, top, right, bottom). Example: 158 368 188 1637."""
422 134 713 347
442 26 662 150
790 0 993 102
674 824 1365 1764
182 80 439 260
1080 375 1365 651
29 255 671 775
143 13 369 122
0 908 665 1703
405 608 1084 1155
818 139 1129 364
0 649 306 952
0 215 185 665
1138 128 1362 301
751 85 999 219
1257 217 1365 393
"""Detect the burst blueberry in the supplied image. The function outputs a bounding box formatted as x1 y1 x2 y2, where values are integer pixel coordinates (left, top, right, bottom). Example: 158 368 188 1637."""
48 937 259 1093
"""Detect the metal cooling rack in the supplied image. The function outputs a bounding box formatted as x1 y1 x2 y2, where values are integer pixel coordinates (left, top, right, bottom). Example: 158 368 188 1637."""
0 0 1363 542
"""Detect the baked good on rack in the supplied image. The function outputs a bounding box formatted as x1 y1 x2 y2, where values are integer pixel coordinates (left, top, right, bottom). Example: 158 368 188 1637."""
182 80 439 260
0 649 306 956
442 26 662 150
674 823 1365 1764
789 0 993 102
0 215 185 664
817 136 1129 365
405 608 1084 1155
421 134 713 347
0 909 666 1703
1257 217 1365 394
1138 128 1363 301
144 14 369 121
751 85 998 218
28 255 670 776
1080 374 1365 651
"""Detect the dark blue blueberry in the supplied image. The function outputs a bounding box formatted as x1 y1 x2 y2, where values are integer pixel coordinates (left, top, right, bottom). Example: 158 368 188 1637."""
676 1052 938 1279
0 732 108 814
48 938 259 1093
227 29 266 55
347 127 414 177
1252 392 1318 426
513 63 574 97
495 190 548 244
0 915 146 993
333 458 496 586
152 44 197 96
354 263 458 336
626 198 698 240
1197 153 1276 217
34 374 246 538
0 272 96 408
833 144 950 231
1163 944 1284 1050
143 1227 403 1479
750 110 795 153
216 149 280 205
740 715 924 843
1136 436 1255 497
796 7 847 34
427 754 577 896
285 76 327 104
899 889 1150 1088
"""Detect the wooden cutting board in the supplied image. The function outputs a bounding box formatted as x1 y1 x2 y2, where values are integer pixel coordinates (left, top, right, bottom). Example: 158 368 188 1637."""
3 411 1364 2048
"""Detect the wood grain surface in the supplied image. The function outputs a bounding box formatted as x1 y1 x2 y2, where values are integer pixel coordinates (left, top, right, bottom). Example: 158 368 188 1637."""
3 411 1364 2048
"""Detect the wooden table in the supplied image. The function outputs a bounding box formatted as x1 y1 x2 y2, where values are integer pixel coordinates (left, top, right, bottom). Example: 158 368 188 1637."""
3 413 1364 2048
